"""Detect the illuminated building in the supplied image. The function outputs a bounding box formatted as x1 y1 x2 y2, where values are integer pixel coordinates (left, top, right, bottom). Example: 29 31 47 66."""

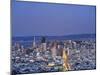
62 46 71 71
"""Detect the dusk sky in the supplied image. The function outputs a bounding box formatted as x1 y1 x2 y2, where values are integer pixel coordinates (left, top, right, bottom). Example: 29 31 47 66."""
12 1 96 36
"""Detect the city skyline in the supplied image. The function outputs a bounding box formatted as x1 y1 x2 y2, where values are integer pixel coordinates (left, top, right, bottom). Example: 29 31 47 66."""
12 1 96 36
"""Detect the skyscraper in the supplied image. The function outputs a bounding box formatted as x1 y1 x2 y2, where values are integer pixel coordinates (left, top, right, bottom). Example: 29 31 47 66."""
51 41 57 59
32 36 36 48
41 37 47 51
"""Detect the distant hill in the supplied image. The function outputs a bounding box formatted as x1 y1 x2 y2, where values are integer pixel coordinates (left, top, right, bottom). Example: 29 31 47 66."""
63 34 96 39
12 34 96 41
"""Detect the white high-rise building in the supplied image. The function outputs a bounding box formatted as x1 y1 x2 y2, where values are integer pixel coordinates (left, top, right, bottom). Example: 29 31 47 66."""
33 36 36 48
21 45 24 53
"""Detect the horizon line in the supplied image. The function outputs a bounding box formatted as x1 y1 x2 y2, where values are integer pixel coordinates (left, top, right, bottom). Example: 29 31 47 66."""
12 33 96 37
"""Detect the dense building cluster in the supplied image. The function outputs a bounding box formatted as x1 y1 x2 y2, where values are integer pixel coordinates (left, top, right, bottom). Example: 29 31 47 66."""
11 37 96 74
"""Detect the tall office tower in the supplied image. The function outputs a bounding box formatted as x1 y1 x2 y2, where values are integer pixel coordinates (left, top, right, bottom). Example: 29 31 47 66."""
14 42 21 51
57 42 61 49
57 43 63 56
21 45 24 53
33 36 36 48
68 40 72 49
41 37 47 51
51 42 57 59
72 41 77 49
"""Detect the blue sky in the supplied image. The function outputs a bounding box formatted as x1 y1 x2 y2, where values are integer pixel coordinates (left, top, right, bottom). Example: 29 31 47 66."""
12 1 96 36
